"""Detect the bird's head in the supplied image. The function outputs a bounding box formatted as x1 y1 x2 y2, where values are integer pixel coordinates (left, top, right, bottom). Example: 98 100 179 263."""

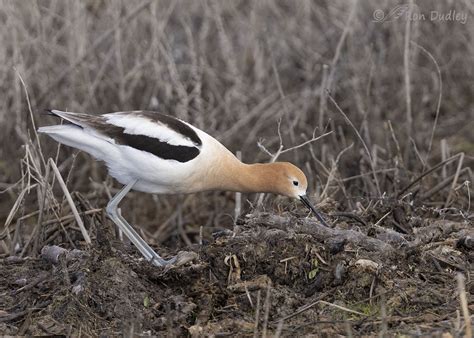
269 162 330 227
268 162 308 198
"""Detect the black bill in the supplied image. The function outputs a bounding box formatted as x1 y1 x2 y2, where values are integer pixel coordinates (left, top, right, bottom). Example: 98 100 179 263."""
299 195 330 227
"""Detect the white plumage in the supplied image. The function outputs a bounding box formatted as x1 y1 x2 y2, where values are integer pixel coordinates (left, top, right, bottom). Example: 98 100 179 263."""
38 110 226 194
38 124 118 161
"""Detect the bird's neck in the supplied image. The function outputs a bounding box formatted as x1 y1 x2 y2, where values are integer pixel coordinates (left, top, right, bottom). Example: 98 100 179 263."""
212 160 281 194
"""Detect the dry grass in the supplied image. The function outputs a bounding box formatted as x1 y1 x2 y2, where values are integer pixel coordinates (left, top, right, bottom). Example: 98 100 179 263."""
0 0 471 232
0 0 473 335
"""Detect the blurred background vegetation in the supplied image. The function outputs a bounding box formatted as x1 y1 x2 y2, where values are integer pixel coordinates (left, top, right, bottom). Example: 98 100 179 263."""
0 0 472 248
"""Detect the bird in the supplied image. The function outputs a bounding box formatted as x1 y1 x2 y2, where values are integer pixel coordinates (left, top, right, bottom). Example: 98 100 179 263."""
38 110 329 266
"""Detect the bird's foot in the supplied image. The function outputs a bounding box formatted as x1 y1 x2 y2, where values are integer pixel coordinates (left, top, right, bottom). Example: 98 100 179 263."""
150 251 198 268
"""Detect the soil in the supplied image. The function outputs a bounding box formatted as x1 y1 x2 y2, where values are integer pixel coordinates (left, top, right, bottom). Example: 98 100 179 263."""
0 199 472 336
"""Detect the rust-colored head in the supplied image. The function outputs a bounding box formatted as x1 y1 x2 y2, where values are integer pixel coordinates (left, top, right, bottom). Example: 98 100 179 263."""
208 158 330 226
260 162 309 198
247 161 330 227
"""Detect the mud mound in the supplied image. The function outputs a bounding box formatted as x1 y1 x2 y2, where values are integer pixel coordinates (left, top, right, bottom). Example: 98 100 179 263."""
1 205 472 336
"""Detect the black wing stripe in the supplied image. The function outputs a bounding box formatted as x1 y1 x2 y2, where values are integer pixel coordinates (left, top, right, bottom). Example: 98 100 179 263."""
120 111 202 146
48 110 201 163
96 123 200 163
118 132 200 162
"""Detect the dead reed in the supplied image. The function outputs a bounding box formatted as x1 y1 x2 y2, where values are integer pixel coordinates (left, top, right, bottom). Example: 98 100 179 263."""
0 1 472 335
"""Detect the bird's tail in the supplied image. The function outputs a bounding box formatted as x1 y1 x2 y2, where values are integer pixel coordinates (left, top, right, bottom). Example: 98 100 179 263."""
43 109 99 127
38 123 113 160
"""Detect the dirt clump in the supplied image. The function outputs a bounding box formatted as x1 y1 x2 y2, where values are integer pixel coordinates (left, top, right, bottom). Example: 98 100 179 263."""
0 202 472 336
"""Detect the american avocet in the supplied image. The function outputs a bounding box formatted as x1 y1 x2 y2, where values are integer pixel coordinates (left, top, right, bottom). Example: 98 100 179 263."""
39 110 329 266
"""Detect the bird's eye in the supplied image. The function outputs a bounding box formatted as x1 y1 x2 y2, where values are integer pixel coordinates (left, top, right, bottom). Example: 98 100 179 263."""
293 181 299 186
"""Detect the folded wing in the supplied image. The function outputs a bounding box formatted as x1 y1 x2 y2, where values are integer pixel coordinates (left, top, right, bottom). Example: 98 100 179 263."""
41 110 202 163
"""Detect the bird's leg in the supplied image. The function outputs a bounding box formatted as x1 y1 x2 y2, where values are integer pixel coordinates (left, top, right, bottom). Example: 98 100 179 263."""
106 179 176 267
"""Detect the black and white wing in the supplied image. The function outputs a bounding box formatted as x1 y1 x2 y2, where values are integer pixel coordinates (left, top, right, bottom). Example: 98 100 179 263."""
40 110 202 163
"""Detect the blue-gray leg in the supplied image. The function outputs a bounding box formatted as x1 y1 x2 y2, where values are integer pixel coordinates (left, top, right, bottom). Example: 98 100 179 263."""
106 179 176 266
